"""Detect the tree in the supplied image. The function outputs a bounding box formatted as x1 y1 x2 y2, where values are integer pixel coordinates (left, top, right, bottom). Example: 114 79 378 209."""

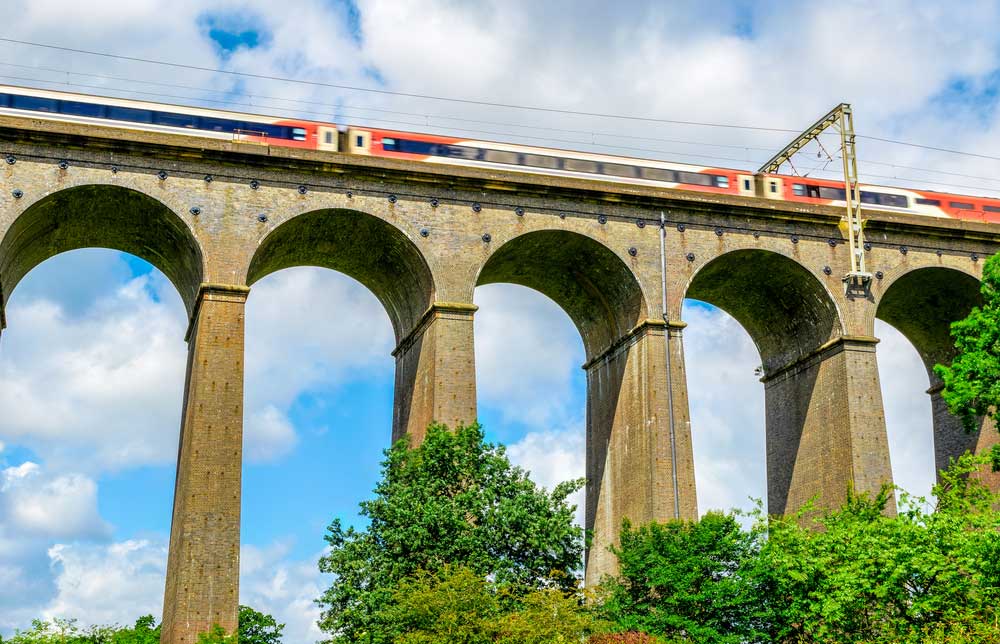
195 606 284 644
388 565 604 644
316 423 585 643
934 253 1000 465
598 512 767 644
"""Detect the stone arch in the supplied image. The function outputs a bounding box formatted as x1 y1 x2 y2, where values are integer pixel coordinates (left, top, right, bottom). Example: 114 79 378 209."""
246 208 435 343
0 184 203 314
684 248 891 517
475 229 647 359
875 265 995 484
684 249 842 373
876 266 981 378
475 229 675 586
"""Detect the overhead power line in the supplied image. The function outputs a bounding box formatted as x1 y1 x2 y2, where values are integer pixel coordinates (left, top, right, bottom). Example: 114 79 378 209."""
0 36 801 132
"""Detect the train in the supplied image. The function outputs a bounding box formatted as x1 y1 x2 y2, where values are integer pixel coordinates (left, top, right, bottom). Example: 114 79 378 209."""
1 83 997 223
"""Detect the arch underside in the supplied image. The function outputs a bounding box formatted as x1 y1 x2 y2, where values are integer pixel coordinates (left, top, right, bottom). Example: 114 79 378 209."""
0 185 203 313
686 249 840 373
246 209 435 341
877 267 982 377
476 230 645 359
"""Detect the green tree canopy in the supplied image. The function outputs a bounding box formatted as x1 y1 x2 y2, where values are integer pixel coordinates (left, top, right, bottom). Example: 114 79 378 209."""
934 253 1000 459
316 423 585 643
600 454 1000 644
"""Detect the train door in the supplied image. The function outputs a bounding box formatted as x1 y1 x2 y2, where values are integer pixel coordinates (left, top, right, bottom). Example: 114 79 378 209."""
318 126 339 152
347 128 372 155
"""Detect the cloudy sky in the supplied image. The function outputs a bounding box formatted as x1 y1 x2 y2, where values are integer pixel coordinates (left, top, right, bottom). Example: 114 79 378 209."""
1 1 997 640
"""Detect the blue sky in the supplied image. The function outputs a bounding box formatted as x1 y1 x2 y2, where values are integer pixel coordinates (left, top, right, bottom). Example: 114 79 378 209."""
2 1 998 640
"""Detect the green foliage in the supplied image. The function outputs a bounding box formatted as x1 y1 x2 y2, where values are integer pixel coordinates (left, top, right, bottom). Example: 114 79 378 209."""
602 453 1000 644
316 423 585 643
388 565 604 644
934 252 1000 437
4 607 281 644
237 605 285 644
598 512 768 643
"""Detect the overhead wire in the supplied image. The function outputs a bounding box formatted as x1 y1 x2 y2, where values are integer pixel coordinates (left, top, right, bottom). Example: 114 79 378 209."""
0 36 803 132
0 37 998 194
0 60 783 153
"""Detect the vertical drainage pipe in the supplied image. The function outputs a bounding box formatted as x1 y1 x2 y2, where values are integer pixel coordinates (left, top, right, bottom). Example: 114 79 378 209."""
660 211 681 519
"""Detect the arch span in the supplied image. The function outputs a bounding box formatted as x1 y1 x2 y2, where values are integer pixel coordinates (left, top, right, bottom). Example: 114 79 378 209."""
0 184 203 314
876 266 997 485
246 208 434 342
685 248 892 517
476 229 646 359
685 249 841 373
474 229 691 586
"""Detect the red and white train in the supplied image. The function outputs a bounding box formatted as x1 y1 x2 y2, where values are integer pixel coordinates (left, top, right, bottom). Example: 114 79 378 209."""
2 83 996 222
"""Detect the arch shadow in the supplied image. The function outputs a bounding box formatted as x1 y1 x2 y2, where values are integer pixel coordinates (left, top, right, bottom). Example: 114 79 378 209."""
475 229 649 581
684 249 846 515
246 209 435 342
1 185 203 314
876 266 995 483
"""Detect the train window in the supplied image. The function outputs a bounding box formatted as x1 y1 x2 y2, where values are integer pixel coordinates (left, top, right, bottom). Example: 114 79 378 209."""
324 131 334 144
743 178 751 191
601 163 636 178
564 158 599 173
522 154 560 169
716 176 729 188
792 184 806 196
0 93 9 107
356 135 365 147
639 167 676 182
770 182 778 193
199 117 233 132
677 171 715 186
107 106 153 123
384 139 435 154
483 149 519 164
155 112 198 128
950 201 974 210
984 205 1000 213
438 144 480 160
915 198 941 206
60 101 104 117
11 95 58 112
818 186 847 200
861 191 908 208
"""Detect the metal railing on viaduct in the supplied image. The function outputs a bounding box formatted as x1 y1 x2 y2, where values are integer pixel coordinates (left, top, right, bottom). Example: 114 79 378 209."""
1 116 998 644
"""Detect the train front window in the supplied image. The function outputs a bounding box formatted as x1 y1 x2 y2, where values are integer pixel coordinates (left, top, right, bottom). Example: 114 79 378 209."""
11 95 58 112
60 101 104 117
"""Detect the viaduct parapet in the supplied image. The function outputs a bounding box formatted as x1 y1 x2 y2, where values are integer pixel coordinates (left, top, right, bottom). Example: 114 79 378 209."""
1 117 998 643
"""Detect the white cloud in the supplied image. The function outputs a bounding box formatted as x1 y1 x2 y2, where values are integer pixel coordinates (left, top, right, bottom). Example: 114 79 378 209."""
474 284 585 430
240 543 329 644
507 429 586 527
683 303 768 516
0 263 188 473
43 539 167 628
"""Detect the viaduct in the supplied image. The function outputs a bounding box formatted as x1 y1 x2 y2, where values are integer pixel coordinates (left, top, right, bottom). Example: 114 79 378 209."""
1 116 999 644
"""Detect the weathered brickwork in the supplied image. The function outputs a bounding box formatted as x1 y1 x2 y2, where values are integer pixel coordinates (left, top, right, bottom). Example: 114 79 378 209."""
1 118 1000 643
